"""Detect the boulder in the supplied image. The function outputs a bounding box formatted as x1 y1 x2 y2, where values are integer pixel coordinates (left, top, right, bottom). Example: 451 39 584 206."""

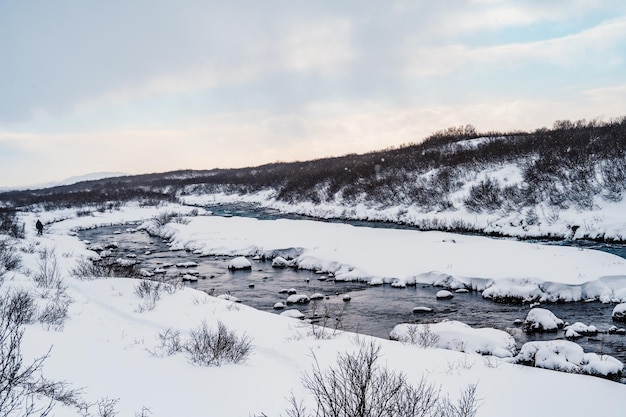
436 290 454 299
612 303 626 322
286 294 310 304
228 256 252 270
523 308 564 332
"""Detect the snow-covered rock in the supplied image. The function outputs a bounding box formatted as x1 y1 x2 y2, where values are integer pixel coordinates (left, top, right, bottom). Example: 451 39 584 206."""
513 340 623 376
608 325 626 335
273 302 285 310
564 322 598 339
271 256 291 267
228 256 252 270
280 309 305 319
612 303 626 322
412 307 434 313
390 321 517 358
286 294 310 304
88 243 104 251
182 274 198 282
523 308 564 332
436 290 454 299
310 293 324 300
216 294 240 302
139 269 154 277
115 258 136 266
176 261 198 268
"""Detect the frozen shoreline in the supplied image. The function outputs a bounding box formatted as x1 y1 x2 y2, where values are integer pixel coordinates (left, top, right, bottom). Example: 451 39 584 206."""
4 202 626 416
182 190 626 242
148 212 626 304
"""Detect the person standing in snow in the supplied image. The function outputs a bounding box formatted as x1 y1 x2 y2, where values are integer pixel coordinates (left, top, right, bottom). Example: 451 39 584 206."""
36 219 44 236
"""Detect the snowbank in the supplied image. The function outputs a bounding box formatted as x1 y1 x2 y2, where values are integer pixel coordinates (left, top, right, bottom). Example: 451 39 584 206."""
181 189 626 242
390 321 517 358
152 214 626 303
514 340 623 377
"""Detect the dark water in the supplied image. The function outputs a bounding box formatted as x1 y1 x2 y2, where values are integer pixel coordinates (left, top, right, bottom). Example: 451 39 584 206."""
78 208 626 381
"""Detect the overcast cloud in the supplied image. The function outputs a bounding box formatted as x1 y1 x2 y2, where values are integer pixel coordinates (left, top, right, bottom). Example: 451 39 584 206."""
1 0 625 187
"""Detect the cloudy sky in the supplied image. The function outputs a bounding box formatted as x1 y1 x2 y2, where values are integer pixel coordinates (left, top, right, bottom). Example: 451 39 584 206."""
1 0 625 187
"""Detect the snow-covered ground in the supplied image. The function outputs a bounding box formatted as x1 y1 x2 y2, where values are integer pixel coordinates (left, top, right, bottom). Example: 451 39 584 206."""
3 203 626 416
182 183 626 241
147 210 626 303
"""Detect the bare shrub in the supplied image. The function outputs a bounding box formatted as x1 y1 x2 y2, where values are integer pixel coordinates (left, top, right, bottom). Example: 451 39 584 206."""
134 279 162 312
464 177 502 213
161 277 184 295
33 248 64 290
3 289 37 326
402 323 441 348
0 238 22 277
288 340 480 417
0 291 84 416
417 323 440 348
439 384 480 417
148 328 183 358
309 303 345 340
73 257 144 280
75 208 93 217
152 211 189 227
72 258 112 280
0 211 25 239
95 397 119 417
134 406 153 417
38 293 71 331
184 321 252 366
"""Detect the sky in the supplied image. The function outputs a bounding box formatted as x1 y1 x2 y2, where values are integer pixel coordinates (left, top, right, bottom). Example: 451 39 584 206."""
1 0 626 188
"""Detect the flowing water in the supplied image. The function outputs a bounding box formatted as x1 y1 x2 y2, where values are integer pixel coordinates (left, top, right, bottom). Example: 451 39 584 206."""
78 205 626 381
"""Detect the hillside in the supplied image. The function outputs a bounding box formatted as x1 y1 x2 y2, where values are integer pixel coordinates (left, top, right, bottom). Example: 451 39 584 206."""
2 117 625 240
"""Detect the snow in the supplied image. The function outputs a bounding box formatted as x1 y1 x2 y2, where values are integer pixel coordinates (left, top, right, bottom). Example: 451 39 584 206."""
514 340 623 376
181 185 626 242
155 214 626 302
271 256 292 267
564 322 598 338
286 294 310 304
279 309 304 319
3 203 626 417
436 289 454 299
523 308 564 332
612 303 626 321
227 256 252 270
390 321 517 358
412 306 434 313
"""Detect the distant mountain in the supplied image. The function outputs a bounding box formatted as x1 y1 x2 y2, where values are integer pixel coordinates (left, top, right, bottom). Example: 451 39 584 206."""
0 172 128 192
51 172 129 187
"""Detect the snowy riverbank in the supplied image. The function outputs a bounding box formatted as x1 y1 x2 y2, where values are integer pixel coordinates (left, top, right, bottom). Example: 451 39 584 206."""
146 210 626 304
182 190 626 242
3 203 626 416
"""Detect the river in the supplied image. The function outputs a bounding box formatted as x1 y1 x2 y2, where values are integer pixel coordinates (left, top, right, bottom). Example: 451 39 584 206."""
78 204 626 382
